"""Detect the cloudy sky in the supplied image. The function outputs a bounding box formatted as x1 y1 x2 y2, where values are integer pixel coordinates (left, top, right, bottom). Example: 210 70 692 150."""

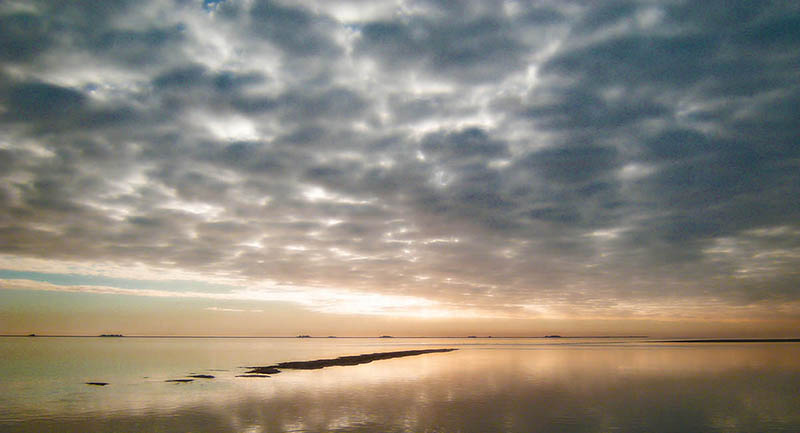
1 0 799 337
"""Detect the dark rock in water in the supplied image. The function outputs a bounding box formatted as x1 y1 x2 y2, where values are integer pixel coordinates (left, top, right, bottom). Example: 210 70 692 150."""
85 382 109 386
243 367 281 375
246 348 457 374
187 374 215 379
165 379 194 383
236 374 271 378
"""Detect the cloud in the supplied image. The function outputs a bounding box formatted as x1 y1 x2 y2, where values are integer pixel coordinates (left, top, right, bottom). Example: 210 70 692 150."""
234 0 343 58
0 276 461 318
1 0 799 326
356 16 528 82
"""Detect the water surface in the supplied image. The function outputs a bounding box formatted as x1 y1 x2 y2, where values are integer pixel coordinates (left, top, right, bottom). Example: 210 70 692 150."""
2 337 799 432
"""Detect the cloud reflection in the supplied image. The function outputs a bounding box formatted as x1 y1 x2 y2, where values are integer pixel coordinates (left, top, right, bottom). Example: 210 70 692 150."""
3 342 800 432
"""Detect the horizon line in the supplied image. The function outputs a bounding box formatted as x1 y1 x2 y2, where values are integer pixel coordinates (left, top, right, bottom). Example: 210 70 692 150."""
2 334 655 339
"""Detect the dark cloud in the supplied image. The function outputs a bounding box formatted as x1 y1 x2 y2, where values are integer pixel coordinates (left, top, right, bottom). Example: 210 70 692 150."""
0 11 52 62
278 87 368 121
421 128 508 161
3 81 87 119
517 145 618 186
1 0 799 321
249 0 340 56
0 80 142 135
214 0 341 58
523 86 669 131
91 25 187 66
356 14 530 82
152 64 209 90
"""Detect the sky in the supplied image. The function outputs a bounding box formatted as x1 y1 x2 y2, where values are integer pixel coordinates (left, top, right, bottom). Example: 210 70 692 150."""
1 0 799 337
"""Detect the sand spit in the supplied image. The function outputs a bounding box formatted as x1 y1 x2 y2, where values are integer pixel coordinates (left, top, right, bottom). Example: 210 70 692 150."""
246 348 457 374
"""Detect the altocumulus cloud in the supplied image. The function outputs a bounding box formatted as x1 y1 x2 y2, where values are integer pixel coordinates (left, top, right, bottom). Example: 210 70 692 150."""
1 0 799 322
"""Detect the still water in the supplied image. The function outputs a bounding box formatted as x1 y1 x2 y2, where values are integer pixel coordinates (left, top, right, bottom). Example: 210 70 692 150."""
1 337 799 432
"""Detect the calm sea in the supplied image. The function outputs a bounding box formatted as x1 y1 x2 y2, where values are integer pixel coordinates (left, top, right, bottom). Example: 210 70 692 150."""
1 337 799 432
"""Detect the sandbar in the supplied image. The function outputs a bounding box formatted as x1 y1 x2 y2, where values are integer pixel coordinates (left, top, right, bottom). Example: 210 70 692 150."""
246 348 457 374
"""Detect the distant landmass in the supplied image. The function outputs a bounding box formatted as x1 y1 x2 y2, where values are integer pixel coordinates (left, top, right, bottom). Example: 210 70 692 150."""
660 338 800 343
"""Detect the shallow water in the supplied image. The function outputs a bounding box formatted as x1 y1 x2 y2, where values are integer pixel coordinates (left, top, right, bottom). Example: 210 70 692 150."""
1 337 799 432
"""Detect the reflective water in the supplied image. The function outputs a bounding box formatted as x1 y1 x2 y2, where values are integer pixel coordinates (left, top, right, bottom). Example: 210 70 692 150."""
1 337 799 432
